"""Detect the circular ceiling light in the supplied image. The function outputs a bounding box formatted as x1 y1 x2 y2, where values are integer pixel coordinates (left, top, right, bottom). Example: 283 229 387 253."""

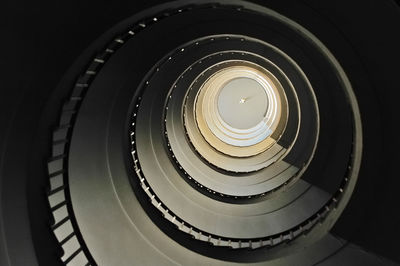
194 62 288 156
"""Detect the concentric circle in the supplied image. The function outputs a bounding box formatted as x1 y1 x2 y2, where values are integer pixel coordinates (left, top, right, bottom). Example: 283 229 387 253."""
193 61 289 158
196 63 286 148
129 35 323 247
176 48 305 176
45 1 363 264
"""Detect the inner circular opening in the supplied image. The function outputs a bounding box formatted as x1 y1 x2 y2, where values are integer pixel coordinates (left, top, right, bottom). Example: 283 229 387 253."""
189 61 289 159
217 77 268 130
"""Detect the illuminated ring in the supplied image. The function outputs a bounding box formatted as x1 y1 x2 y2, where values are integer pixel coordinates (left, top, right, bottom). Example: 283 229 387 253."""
194 61 288 157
